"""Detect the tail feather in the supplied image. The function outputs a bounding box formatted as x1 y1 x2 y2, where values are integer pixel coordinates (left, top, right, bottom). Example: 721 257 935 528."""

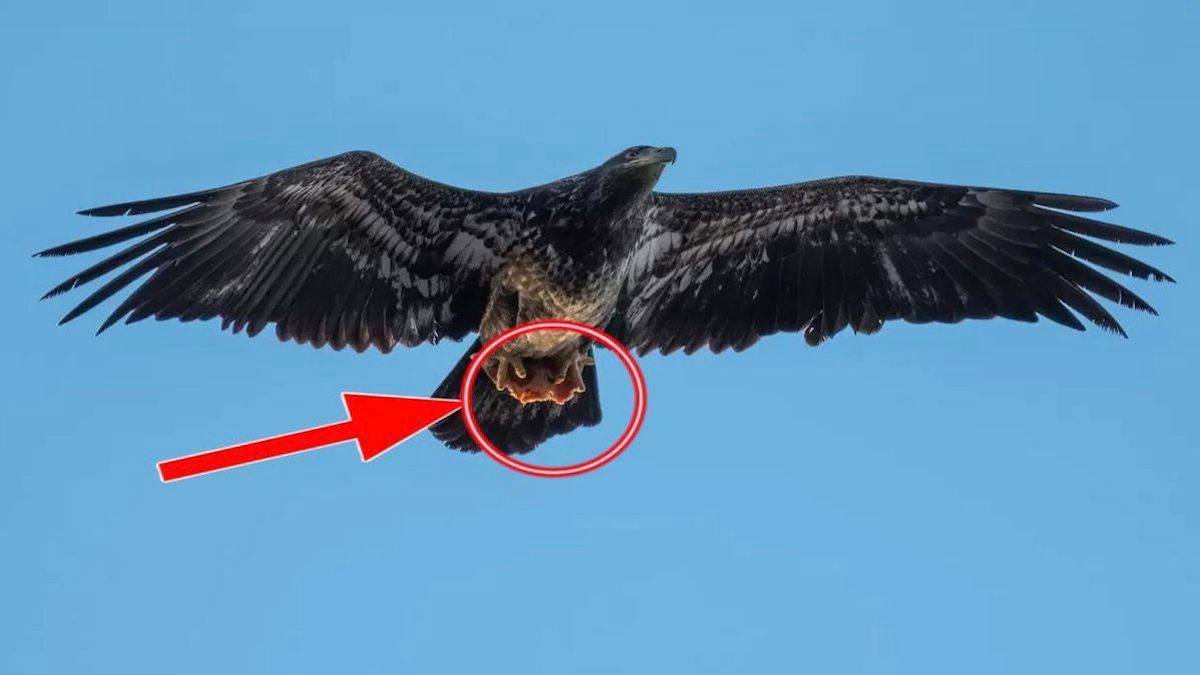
430 339 602 454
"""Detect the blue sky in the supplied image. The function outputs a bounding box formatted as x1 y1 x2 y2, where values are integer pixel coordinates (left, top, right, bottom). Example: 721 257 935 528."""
2 1 1197 673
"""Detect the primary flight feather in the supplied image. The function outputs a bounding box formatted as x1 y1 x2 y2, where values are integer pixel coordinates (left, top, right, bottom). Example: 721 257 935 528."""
38 147 1174 453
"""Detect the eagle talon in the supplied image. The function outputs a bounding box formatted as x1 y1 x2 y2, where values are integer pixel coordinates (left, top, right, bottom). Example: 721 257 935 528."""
550 359 570 385
550 351 594 385
484 353 528 392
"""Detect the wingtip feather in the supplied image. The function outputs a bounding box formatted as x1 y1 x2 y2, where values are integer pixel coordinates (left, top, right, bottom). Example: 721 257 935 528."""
1034 194 1119 212
77 206 123 217
35 244 75 258
77 187 221 217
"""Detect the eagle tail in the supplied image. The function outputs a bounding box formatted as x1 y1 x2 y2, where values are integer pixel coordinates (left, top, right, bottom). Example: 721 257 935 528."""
430 339 603 454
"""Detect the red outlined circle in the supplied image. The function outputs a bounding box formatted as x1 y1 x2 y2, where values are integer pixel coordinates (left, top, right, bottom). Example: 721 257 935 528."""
459 319 648 478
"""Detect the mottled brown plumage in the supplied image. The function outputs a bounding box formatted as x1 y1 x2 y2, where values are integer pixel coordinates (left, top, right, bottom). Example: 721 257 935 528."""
38 146 1173 453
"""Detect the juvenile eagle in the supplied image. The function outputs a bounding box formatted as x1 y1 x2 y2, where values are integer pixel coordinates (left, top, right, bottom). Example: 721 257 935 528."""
39 147 1174 453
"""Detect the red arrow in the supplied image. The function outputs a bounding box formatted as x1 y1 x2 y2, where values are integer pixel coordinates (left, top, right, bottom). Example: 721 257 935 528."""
157 393 461 482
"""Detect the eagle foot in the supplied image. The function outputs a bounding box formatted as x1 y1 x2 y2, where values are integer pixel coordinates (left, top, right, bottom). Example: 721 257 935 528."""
481 351 592 406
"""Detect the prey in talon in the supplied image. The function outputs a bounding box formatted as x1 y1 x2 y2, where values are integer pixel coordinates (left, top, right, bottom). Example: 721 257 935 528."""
482 348 595 405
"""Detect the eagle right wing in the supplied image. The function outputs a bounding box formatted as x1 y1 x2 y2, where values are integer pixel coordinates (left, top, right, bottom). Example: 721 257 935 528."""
620 177 1173 355
38 151 525 352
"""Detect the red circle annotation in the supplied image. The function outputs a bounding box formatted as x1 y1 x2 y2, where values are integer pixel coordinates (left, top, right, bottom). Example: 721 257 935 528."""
458 319 648 478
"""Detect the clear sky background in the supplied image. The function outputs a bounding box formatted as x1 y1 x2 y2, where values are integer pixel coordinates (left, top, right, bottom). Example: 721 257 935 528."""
2 1 1197 673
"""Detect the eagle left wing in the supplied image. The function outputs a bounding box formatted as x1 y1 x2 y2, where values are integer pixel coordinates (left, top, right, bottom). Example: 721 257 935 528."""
38 151 523 352
618 177 1173 355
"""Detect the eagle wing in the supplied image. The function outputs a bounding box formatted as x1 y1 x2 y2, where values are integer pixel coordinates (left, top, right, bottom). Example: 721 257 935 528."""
38 151 524 352
619 177 1173 354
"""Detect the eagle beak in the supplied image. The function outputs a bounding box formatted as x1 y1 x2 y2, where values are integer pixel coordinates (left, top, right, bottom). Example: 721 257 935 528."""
654 147 677 165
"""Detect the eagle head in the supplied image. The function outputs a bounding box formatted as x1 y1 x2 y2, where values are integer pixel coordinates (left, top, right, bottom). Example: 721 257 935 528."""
603 145 677 172
592 145 676 205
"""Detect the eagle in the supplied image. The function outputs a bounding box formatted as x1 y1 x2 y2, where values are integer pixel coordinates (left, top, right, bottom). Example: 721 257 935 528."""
38 147 1174 453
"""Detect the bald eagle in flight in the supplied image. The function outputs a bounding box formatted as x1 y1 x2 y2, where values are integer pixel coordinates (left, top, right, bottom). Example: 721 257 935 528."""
39 147 1174 453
